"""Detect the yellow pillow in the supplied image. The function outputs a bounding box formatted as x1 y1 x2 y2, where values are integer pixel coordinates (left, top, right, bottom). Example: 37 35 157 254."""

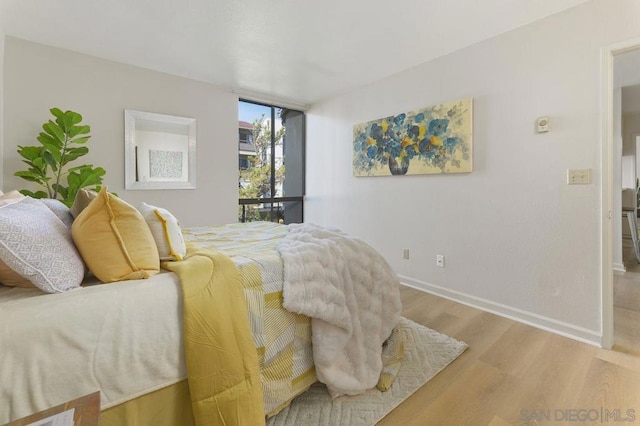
0 260 34 288
71 187 160 283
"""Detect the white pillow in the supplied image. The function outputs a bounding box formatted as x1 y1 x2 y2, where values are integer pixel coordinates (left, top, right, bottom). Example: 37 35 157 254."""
0 196 85 293
138 203 187 261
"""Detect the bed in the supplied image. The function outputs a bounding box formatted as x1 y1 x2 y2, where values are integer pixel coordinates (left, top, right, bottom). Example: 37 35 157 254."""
0 191 402 425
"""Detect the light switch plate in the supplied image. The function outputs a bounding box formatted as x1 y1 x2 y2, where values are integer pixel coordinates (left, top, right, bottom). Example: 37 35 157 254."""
567 169 590 185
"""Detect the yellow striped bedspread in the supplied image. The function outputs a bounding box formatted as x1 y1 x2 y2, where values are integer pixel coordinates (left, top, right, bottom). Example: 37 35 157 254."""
182 221 316 417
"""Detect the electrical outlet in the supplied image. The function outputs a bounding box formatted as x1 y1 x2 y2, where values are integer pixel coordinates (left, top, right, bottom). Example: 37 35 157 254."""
402 249 410 260
436 255 445 267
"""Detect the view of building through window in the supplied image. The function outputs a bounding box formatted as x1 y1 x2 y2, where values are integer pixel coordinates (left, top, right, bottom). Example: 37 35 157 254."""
238 100 304 224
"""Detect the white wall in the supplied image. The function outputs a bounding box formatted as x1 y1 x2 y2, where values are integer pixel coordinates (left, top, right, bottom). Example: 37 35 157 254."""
623 113 640 161
621 155 636 189
3 37 238 227
622 84 640 113
305 0 640 344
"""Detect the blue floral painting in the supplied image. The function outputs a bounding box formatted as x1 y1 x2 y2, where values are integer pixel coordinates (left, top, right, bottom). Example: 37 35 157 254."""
353 98 472 176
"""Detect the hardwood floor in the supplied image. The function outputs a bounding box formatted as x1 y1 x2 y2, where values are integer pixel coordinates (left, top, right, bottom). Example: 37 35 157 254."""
378 275 640 425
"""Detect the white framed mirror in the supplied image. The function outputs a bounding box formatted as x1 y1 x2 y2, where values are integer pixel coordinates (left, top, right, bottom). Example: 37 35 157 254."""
124 110 197 190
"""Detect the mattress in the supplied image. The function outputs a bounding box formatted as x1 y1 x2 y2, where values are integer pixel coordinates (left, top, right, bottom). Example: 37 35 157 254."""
0 271 186 424
0 221 315 424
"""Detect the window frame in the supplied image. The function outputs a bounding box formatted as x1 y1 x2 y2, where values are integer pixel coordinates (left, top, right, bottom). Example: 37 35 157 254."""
238 99 305 224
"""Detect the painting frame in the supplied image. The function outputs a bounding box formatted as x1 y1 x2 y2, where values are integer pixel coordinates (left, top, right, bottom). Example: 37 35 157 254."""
353 98 473 176
124 109 197 190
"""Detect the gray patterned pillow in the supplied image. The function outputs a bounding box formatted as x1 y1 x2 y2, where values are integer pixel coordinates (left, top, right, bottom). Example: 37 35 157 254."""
0 197 84 293
39 198 74 228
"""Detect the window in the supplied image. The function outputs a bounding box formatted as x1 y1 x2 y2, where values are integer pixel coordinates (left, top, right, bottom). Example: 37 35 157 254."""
238 100 305 224
239 127 253 144
239 155 251 170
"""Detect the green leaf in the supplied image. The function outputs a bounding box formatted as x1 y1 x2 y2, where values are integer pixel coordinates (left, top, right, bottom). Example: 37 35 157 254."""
36 132 64 148
67 172 80 188
67 166 106 190
37 138 62 163
67 165 106 176
14 170 45 183
26 166 46 176
32 157 45 170
48 148 62 164
52 184 68 199
60 147 89 166
17 145 45 161
93 167 107 178
43 150 58 171
37 132 63 150
61 111 81 131
69 111 82 125
19 189 48 199
69 125 90 138
62 192 76 207
50 108 64 120
70 136 91 145
43 121 65 143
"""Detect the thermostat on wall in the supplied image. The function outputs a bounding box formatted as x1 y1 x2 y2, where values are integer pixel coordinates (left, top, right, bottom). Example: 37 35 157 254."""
536 116 550 133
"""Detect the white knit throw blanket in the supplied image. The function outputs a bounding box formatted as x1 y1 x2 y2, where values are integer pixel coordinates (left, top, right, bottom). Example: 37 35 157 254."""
278 223 402 397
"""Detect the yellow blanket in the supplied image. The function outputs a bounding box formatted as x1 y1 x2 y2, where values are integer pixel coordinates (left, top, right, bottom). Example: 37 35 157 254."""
183 222 317 416
163 248 265 426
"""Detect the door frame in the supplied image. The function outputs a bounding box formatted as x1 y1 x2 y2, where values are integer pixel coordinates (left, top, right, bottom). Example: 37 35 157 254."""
601 37 640 349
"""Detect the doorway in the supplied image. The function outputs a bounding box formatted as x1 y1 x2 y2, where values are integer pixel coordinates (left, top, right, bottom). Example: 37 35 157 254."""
603 39 640 349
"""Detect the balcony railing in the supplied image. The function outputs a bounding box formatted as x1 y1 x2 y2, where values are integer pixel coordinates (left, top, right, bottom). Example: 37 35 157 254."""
238 196 303 224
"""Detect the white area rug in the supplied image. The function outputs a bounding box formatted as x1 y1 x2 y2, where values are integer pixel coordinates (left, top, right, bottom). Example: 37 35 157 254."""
267 317 468 426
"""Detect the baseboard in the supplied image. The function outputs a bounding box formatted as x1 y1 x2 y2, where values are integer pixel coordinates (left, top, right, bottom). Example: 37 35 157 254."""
399 275 602 347
613 262 626 272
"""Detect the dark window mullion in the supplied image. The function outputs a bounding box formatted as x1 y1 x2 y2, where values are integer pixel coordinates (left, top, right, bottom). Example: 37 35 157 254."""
270 107 276 221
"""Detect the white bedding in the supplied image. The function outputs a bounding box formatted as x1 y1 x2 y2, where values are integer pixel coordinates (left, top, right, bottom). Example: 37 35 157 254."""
0 272 187 423
1 221 403 423
278 223 402 397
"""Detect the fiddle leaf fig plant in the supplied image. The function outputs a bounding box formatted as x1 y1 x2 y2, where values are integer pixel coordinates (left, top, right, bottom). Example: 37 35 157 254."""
15 108 107 207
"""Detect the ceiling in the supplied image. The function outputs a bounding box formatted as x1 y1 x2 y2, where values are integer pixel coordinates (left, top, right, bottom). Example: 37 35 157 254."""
0 0 589 107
